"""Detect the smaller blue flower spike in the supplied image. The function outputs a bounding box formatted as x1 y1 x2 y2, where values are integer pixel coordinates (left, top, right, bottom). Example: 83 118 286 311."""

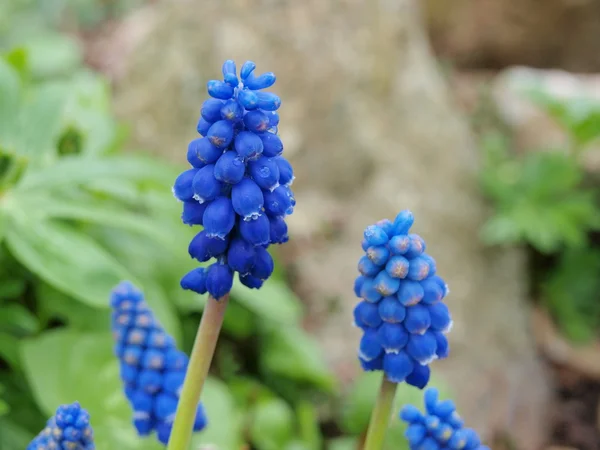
110 281 207 445
175 60 294 299
27 402 95 450
399 388 490 450
354 210 452 388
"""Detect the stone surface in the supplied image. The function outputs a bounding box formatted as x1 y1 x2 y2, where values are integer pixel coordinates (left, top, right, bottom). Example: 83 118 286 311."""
102 0 552 447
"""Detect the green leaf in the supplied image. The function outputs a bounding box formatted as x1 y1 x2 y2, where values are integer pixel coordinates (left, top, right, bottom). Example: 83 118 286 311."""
0 332 20 369
5 220 134 308
0 58 21 150
327 437 359 450
0 418 33 450
231 278 302 324
249 397 295 450
21 33 82 79
20 329 164 450
0 303 38 334
296 401 323 450
259 326 335 392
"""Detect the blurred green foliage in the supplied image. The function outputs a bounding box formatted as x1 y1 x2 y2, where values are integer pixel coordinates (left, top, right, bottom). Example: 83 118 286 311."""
479 87 600 343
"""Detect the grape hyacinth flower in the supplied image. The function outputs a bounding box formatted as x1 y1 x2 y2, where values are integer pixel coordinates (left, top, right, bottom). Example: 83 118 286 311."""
400 388 490 450
27 402 94 450
174 59 295 300
110 281 207 445
354 210 451 388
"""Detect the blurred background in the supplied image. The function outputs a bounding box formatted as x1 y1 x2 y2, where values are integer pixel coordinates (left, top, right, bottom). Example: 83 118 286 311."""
1 0 599 449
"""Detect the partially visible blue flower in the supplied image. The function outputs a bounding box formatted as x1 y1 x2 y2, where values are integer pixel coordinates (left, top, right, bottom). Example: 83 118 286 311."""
354 210 452 388
110 281 207 445
27 402 95 450
399 388 490 450
174 60 294 299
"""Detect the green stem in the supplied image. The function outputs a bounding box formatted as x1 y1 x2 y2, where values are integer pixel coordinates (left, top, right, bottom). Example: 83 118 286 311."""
167 294 229 450
363 377 398 450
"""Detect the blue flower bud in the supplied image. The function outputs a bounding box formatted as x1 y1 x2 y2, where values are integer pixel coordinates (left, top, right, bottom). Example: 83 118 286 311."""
240 273 264 289
378 296 406 323
201 98 224 122
358 256 380 277
214 151 246 184
385 256 410 278
192 164 223 203
248 156 280 191
404 423 427 445
189 137 223 164
377 323 409 353
197 117 212 136
221 99 243 121
393 210 414 235
354 301 382 328
361 239 370 251
207 80 234 100
275 156 294 186
222 60 239 87
407 331 437 364
354 276 365 297
231 178 264 220
207 120 234 148
433 331 449 359
448 429 469 450
239 213 270 246
359 277 382 303
27 402 96 450
238 89 259 110
256 92 281 111
374 270 401 296
258 132 283 157
251 247 274 280
205 263 234 299
364 225 389 246
173 169 198 201
405 234 426 259
266 111 280 127
188 230 229 262
420 277 444 304
203 197 235 239
421 254 437 276
186 142 206 168
182 201 207 226
227 238 256 275
433 400 456 419
406 364 431 389
397 280 424 306
428 302 452 332
404 304 431 334
389 234 410 254
264 185 293 217
244 72 276 90
359 354 384 371
234 131 263 160
383 351 414 382
376 219 395 237
366 245 390 265
359 328 382 361
407 256 431 281
240 61 256 79
269 215 289 244
400 405 424 423
244 110 270 132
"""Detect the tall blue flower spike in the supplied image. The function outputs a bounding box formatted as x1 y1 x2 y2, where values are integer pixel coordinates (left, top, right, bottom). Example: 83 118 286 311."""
174 60 295 299
354 210 452 388
110 281 207 445
27 402 95 450
400 388 490 450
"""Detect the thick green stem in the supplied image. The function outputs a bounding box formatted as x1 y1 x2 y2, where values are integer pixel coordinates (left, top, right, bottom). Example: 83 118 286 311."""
167 294 229 450
363 377 398 450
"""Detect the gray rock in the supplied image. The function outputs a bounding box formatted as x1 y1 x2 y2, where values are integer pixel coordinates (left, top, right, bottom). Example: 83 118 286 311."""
106 1 552 447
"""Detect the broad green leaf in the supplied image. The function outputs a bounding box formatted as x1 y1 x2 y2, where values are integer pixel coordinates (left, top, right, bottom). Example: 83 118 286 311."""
327 437 359 450
20 329 164 450
21 33 82 79
296 401 323 450
6 220 134 307
231 278 302 324
191 377 244 450
249 397 295 450
0 303 38 334
0 333 20 369
260 326 335 392
0 418 33 450
0 58 21 150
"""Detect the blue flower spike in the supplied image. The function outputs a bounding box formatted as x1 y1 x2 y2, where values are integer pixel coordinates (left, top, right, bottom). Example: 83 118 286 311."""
175 60 295 299
400 387 490 450
353 210 452 388
110 281 207 445
27 402 95 450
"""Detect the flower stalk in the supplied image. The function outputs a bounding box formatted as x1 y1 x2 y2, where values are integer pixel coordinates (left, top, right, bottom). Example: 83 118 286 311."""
363 377 397 450
167 294 229 450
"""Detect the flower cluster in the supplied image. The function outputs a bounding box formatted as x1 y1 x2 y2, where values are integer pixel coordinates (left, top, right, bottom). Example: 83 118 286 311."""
400 388 490 450
353 210 452 388
173 60 295 300
27 402 94 450
110 281 207 444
